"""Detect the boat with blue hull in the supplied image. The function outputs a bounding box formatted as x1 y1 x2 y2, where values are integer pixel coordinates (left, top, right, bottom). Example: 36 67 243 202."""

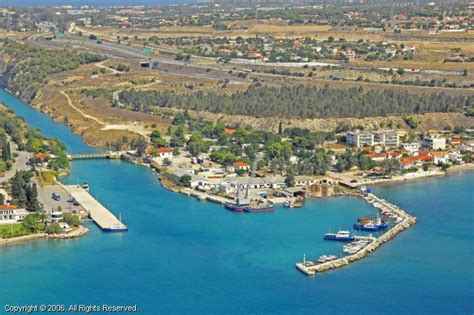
243 202 275 213
353 218 388 231
324 230 355 241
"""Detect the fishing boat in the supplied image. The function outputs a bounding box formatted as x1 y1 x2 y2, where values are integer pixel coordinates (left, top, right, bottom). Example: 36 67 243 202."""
324 230 355 241
224 203 245 213
284 199 293 208
353 218 388 231
293 199 303 208
243 200 275 213
358 217 387 224
284 198 303 208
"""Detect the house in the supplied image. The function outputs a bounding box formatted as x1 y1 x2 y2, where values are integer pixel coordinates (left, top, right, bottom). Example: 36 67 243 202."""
343 50 356 61
0 205 28 224
247 51 263 59
364 153 385 162
33 153 51 160
448 137 463 146
449 152 463 164
232 161 250 172
384 151 401 159
430 151 449 165
50 210 63 223
157 147 173 159
400 142 420 153
399 157 415 170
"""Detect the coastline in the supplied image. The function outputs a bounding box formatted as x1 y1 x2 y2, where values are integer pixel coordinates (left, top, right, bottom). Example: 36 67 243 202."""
0 226 89 248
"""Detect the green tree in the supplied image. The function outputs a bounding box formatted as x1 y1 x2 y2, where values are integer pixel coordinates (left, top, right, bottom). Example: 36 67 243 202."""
25 183 39 212
179 175 192 186
45 222 62 234
63 213 81 227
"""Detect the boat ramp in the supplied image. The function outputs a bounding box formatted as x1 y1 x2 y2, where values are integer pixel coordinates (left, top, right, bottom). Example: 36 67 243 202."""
61 184 127 232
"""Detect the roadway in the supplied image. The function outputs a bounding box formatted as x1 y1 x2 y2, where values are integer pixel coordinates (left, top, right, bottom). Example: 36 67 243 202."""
27 32 251 84
1 138 32 184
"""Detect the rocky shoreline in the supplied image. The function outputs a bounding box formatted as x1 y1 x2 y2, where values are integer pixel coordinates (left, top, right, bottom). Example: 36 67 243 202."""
46 226 90 239
0 226 89 248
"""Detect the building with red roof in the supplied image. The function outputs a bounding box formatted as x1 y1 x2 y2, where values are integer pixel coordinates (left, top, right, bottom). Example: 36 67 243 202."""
232 161 250 171
0 204 28 223
157 147 173 159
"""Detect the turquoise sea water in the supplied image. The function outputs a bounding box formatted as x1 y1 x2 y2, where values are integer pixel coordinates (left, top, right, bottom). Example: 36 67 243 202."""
0 89 473 314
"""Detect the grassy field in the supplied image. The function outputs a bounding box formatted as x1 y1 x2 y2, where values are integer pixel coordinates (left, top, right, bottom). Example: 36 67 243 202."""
0 223 30 238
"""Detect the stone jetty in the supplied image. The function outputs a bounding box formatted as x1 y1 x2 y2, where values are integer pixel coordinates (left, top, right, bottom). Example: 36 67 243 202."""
296 193 417 276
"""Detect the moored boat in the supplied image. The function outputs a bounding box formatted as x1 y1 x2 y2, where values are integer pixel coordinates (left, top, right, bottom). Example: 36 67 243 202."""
224 203 244 213
353 218 388 231
324 230 355 241
243 201 275 213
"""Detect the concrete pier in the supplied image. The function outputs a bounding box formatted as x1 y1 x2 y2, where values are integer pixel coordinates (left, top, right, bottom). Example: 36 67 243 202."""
296 193 416 276
62 185 127 232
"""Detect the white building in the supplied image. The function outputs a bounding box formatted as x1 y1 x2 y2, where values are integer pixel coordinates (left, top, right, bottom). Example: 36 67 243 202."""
346 130 374 147
51 210 63 223
401 142 420 152
449 152 463 164
422 135 446 150
0 205 28 224
157 147 173 159
374 130 400 147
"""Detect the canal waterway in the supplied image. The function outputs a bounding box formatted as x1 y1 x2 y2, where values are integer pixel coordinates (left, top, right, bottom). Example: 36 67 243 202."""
0 89 472 314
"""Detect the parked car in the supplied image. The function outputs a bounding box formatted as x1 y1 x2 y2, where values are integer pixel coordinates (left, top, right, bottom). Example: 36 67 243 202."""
52 192 61 201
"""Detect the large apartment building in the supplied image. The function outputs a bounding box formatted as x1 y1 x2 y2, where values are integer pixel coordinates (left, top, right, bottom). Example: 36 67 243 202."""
374 130 400 147
422 134 446 150
346 130 374 147
346 130 399 147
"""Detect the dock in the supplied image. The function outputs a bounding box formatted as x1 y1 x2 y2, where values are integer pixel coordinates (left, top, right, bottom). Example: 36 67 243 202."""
296 193 416 276
61 185 127 232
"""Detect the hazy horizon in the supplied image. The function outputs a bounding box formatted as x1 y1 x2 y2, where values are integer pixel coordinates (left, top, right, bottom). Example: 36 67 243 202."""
2 0 200 7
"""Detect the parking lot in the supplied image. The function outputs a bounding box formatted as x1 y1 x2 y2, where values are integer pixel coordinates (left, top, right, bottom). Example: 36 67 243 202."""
37 184 85 215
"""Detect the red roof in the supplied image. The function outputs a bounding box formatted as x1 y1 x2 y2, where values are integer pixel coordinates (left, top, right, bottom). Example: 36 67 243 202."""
157 147 172 153
450 138 463 144
33 153 50 159
400 158 413 165
233 161 249 167
224 128 236 135
413 155 433 161
384 152 401 157
364 153 382 159
0 204 17 211
430 151 449 157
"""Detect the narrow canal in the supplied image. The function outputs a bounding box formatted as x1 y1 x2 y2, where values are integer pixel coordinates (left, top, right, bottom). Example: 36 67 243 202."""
0 89 472 314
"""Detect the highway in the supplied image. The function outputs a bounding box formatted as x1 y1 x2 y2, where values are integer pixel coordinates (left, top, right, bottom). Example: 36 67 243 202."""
27 32 251 84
